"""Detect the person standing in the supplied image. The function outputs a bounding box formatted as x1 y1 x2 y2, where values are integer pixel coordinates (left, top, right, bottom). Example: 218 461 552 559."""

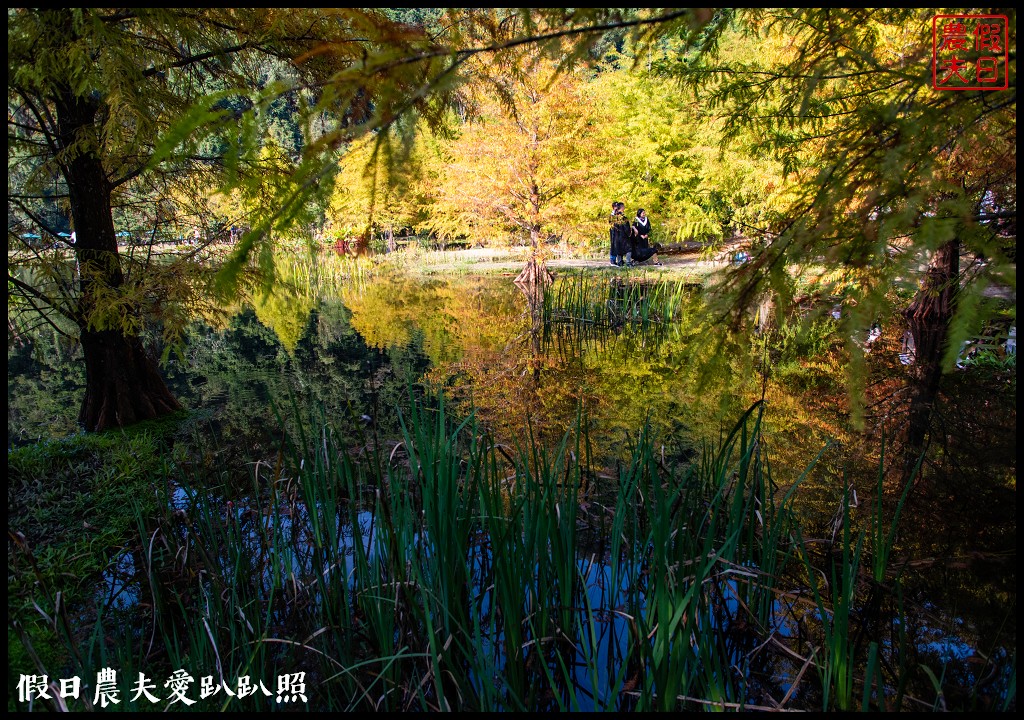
609 201 633 266
609 201 618 265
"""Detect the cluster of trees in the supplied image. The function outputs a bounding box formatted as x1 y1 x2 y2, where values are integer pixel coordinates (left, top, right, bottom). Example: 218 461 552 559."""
8 8 1016 448
325 40 779 254
7 7 474 429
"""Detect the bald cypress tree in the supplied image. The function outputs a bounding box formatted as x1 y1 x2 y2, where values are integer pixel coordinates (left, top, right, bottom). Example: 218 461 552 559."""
6 7 756 431
660 8 1016 465
7 8 449 430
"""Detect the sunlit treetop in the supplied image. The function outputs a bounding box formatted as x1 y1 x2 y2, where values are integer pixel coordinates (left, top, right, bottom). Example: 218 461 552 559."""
647 10 1014 349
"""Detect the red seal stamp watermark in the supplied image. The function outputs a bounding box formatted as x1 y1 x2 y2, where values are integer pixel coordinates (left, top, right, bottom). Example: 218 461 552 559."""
932 14 1009 90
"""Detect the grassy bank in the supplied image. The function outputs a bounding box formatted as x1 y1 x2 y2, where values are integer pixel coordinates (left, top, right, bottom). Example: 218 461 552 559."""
8 414 187 701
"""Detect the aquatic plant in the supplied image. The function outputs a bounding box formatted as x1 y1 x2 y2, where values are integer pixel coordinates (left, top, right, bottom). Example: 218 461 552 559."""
9 393 1015 712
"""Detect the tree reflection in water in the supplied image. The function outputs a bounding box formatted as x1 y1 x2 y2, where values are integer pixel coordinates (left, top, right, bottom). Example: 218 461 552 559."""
7 269 1015 710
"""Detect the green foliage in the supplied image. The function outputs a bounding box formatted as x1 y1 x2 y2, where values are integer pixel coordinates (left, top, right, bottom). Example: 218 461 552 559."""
11 393 1012 711
770 316 841 364
9 8 488 427
7 413 181 687
596 66 787 246
250 276 316 353
9 417 178 551
663 8 1015 324
12 8 1013 435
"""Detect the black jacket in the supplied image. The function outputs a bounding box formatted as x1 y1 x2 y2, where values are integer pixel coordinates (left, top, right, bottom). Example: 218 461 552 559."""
609 212 631 255
632 216 652 245
631 216 658 262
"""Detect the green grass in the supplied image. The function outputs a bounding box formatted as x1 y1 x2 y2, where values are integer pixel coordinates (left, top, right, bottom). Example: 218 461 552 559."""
7 412 186 710
8 413 185 592
7 395 1015 712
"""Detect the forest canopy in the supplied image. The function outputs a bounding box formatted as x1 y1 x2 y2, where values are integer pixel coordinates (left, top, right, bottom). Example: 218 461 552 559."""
7 8 1016 432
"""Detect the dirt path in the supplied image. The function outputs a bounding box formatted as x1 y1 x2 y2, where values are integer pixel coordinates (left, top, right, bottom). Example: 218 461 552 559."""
414 249 1015 302
409 247 726 277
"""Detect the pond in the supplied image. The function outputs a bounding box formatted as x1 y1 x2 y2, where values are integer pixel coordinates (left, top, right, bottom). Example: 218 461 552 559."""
7 262 1016 711
10 270 847 492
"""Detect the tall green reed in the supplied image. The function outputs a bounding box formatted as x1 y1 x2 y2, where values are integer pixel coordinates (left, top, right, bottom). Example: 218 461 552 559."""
12 389 1004 712
795 480 863 712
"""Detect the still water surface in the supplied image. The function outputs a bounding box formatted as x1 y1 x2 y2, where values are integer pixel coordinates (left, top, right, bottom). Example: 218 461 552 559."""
8 268 1016 709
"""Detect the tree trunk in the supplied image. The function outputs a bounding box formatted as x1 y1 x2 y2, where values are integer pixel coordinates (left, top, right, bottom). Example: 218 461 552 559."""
57 85 181 432
514 216 550 385
515 272 546 385
514 218 553 286
901 238 959 478
755 292 775 335
514 255 554 286
79 329 182 431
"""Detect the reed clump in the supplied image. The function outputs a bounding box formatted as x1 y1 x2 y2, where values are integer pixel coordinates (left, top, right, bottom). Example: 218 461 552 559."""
10 394 1015 712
